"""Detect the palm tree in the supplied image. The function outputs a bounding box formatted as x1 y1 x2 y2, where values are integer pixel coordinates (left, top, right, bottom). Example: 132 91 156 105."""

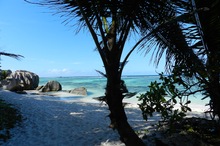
190 0 220 120
25 0 178 145
138 0 220 120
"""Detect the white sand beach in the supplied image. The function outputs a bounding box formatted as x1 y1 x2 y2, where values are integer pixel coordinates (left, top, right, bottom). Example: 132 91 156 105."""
0 90 207 146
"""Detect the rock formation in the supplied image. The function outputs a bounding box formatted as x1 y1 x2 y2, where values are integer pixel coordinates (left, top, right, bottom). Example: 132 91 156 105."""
2 70 39 91
39 80 62 92
69 87 87 95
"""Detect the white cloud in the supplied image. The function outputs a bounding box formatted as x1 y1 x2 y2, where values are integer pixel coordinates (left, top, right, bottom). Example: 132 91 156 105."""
48 68 72 75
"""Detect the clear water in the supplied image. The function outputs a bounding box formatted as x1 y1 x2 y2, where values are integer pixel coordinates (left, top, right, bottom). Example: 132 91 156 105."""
39 75 209 107
39 75 158 98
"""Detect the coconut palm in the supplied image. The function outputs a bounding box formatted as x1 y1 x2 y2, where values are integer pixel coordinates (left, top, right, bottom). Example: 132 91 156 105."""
25 0 179 145
27 0 220 143
195 0 220 120
138 0 220 120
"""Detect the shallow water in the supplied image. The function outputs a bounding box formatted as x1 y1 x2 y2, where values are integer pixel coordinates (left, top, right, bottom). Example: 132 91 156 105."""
39 75 209 108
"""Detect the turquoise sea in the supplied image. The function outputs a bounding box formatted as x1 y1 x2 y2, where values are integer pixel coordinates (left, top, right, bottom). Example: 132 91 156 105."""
39 75 209 108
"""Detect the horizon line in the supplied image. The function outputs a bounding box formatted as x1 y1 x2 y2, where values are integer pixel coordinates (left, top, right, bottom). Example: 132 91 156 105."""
39 74 164 78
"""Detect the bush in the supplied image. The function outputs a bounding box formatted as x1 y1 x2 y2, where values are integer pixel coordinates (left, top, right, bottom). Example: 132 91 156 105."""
0 99 22 142
137 72 192 129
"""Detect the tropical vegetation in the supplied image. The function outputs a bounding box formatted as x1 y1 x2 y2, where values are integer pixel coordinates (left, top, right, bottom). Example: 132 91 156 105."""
26 0 173 145
137 0 220 144
138 0 220 122
24 0 220 145
0 99 22 143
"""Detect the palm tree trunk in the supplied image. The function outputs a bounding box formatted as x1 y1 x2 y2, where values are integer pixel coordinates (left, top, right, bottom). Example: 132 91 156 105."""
209 80 220 119
196 0 220 122
208 57 220 120
105 70 145 146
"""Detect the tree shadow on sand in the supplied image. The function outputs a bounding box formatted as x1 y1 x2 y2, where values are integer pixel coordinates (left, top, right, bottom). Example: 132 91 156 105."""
1 90 160 145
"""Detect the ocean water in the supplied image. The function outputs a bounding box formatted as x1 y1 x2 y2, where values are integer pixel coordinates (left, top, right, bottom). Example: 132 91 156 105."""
39 75 209 107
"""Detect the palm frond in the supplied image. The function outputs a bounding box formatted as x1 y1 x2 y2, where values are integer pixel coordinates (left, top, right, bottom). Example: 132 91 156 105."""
95 70 106 78
0 52 24 60
136 0 211 74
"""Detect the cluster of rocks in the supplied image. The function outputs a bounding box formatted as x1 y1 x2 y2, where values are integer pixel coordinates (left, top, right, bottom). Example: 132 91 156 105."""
0 70 39 91
0 70 87 96
36 81 87 95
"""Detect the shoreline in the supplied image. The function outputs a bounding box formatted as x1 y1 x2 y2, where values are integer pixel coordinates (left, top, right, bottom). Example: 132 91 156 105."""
23 89 210 112
0 89 207 146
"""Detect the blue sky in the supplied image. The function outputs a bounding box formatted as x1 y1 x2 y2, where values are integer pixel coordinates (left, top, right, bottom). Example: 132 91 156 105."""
0 0 165 77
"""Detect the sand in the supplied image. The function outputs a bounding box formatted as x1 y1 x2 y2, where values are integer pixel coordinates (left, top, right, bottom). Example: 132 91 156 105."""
0 90 207 146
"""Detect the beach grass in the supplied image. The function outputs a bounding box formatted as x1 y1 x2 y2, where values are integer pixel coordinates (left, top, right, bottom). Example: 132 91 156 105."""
0 98 22 142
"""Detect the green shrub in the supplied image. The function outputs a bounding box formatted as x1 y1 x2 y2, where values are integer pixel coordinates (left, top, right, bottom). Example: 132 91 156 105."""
0 99 22 142
0 70 8 80
137 72 192 130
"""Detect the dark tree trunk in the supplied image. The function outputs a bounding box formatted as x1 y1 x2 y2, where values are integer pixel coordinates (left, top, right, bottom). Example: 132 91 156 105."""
208 69 220 120
208 72 220 136
210 87 220 119
197 0 220 121
105 70 145 146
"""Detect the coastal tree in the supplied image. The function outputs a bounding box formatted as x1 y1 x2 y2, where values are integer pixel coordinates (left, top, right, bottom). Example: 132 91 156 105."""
138 0 220 122
194 0 220 120
24 0 178 145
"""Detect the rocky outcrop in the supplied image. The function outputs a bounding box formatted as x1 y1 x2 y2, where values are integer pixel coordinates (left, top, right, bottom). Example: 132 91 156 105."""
2 78 22 91
39 80 62 92
69 87 87 95
1 70 39 91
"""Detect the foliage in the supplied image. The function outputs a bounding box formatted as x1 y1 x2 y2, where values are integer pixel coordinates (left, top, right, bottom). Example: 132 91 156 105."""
27 1 172 145
0 70 8 80
0 99 22 143
137 71 193 128
137 0 220 120
155 117 220 145
0 52 24 61
0 52 24 69
0 51 24 80
25 0 220 144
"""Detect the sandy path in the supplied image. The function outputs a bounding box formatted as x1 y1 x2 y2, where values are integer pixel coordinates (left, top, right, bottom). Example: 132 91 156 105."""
0 90 205 146
0 90 150 146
